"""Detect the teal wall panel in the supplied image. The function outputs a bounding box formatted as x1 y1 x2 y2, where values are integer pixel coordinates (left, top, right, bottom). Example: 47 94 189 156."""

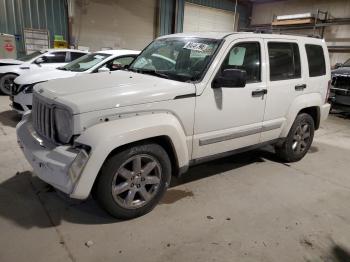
159 0 176 36
0 0 68 57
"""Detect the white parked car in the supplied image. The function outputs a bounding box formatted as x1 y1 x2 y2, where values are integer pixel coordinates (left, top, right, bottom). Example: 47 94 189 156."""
10 50 140 113
0 49 88 95
17 32 331 219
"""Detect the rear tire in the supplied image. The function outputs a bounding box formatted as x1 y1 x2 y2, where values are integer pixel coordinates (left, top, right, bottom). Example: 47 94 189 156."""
0 73 17 95
275 113 315 162
96 143 171 219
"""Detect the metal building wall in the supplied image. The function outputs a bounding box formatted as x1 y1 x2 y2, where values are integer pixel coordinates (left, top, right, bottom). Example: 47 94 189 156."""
0 0 68 57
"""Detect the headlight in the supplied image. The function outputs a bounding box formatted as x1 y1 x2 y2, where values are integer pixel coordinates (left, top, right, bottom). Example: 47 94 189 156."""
54 107 73 144
68 148 90 184
23 84 34 94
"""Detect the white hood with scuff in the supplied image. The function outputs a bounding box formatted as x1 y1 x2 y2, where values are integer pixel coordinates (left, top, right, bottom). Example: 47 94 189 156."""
35 70 196 114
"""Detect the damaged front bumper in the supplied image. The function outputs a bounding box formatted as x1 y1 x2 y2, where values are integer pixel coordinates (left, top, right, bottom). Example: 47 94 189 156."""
16 115 90 198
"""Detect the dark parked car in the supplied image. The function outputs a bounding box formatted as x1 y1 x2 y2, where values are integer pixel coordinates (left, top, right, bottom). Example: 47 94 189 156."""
329 58 350 112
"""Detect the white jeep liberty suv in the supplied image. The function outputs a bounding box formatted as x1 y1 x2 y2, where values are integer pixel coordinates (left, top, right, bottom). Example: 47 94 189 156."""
17 32 331 219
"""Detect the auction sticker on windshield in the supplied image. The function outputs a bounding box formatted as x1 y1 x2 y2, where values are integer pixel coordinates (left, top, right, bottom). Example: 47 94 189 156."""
184 42 209 52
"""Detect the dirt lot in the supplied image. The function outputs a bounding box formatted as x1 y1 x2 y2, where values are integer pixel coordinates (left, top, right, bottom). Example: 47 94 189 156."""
0 95 350 262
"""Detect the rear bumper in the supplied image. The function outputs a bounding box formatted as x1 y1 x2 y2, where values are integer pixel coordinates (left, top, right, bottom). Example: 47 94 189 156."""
320 103 331 122
330 102 350 112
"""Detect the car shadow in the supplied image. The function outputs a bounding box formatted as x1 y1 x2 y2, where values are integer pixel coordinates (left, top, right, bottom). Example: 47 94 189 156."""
0 148 273 227
0 171 117 228
330 110 350 120
0 110 21 128
170 149 268 187
331 244 350 262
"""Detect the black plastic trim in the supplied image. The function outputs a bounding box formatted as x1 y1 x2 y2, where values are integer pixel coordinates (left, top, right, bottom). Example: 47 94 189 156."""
190 138 284 166
174 93 196 100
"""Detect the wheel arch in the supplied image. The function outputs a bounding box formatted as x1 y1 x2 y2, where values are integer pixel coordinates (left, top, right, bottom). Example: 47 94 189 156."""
281 93 323 137
71 113 190 199
298 106 320 130
90 135 181 198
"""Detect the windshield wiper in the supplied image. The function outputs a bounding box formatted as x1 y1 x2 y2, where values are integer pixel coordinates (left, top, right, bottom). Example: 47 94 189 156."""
130 69 170 79
57 67 68 71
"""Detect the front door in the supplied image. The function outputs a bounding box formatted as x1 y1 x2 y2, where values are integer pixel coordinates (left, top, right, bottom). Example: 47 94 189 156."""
192 38 267 159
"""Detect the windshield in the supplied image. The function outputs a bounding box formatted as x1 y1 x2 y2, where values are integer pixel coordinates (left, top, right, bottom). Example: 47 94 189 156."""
60 53 111 72
18 51 45 61
128 38 221 82
343 58 350 67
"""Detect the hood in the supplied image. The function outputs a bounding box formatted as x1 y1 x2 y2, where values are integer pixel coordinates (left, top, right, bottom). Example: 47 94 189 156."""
15 68 79 85
35 70 196 114
0 59 23 66
332 67 350 76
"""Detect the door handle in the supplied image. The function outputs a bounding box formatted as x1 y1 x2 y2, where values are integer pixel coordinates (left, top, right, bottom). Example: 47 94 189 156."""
295 84 306 91
252 89 267 97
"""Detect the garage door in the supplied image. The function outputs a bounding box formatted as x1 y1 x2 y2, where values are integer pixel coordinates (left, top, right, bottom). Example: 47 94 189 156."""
183 3 238 33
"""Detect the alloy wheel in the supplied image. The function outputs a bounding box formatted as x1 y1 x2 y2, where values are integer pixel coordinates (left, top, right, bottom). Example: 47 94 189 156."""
1 75 16 95
111 154 162 209
292 122 311 154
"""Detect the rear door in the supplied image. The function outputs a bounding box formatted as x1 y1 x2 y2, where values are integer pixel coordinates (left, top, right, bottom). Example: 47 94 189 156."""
261 39 306 142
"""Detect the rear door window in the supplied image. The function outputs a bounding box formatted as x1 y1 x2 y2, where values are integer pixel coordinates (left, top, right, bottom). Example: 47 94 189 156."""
43 52 67 63
305 44 326 77
103 55 137 71
112 56 136 67
268 42 301 81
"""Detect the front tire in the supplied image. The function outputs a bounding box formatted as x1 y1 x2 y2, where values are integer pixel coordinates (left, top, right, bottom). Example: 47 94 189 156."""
275 113 315 162
0 73 17 95
96 143 171 219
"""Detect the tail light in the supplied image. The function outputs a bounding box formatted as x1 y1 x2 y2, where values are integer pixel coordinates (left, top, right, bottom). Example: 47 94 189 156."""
325 80 331 103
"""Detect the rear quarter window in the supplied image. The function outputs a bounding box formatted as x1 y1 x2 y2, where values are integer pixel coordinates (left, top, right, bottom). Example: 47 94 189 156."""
305 44 326 77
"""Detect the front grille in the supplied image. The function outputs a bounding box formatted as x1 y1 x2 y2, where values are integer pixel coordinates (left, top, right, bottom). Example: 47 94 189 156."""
32 95 55 142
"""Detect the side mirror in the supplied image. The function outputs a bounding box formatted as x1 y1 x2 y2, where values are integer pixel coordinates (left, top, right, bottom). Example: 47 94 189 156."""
34 57 45 64
334 63 343 69
212 69 247 88
98 67 110 73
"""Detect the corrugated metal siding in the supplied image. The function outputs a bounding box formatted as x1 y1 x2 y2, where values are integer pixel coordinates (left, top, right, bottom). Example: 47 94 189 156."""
159 0 176 36
175 0 185 33
0 0 68 57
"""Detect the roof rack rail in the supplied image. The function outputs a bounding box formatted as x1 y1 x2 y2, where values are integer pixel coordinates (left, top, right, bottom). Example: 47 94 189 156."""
251 30 323 38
